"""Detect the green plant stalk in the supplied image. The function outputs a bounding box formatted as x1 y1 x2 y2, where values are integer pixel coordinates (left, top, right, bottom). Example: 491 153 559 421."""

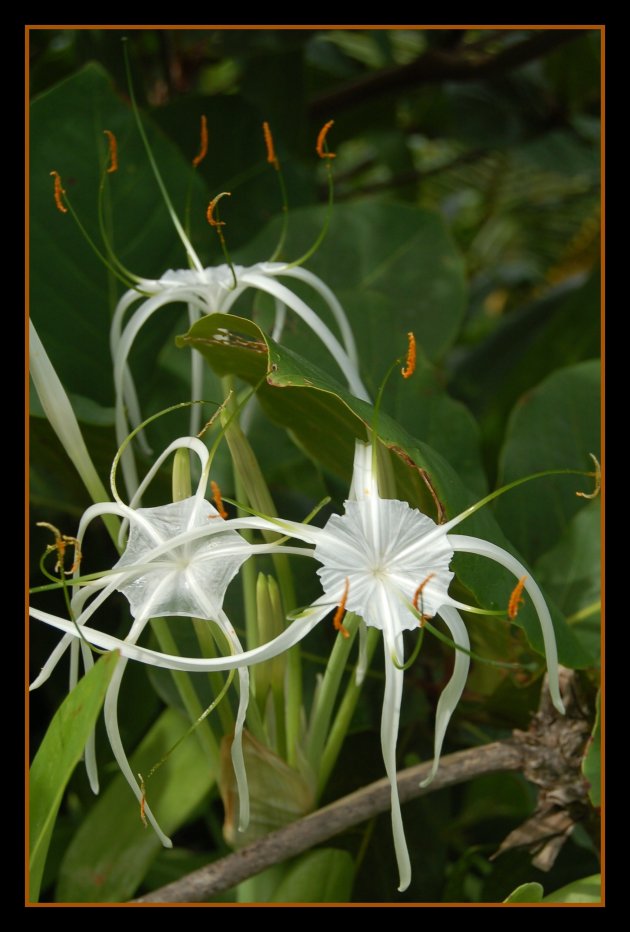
305 613 360 773
318 627 380 795
192 619 237 736
254 574 288 757
149 618 220 770
220 377 302 765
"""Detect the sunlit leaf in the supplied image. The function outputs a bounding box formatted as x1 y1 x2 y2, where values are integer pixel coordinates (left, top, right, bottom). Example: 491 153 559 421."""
543 873 601 903
29 652 119 902
56 708 214 903
503 881 544 903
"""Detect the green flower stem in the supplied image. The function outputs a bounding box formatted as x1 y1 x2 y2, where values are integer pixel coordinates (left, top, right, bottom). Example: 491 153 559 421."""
172 447 193 501
149 618 220 770
305 613 359 774
193 620 237 736
318 627 380 794
220 377 302 765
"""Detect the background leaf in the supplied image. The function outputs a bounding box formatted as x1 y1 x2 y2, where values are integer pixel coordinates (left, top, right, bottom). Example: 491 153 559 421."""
495 360 601 563
543 873 601 903
56 708 215 903
503 881 544 903
581 691 601 808
29 651 119 902
269 848 355 902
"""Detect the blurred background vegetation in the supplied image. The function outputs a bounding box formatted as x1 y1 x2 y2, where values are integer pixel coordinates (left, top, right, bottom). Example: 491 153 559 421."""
29 27 601 904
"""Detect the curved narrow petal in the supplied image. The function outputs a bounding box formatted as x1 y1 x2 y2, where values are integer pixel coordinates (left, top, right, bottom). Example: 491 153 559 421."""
79 639 100 794
240 272 370 401
30 633 73 690
381 632 411 893
30 603 330 673
113 288 211 498
271 297 287 343
69 638 79 690
185 574 251 833
275 266 360 369
126 437 209 515
103 581 176 848
449 534 564 714
217 609 250 833
420 606 470 788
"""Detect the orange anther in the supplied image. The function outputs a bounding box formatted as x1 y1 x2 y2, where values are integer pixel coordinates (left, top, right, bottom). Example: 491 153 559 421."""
138 774 148 828
508 576 527 620
103 130 118 173
50 170 67 213
316 120 336 159
576 453 601 500
332 577 351 638
207 192 231 227
401 332 416 380
210 480 228 520
413 572 435 625
192 115 208 168
262 121 279 170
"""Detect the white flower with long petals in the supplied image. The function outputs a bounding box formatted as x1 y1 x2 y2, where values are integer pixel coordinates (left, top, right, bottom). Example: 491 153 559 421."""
112 260 370 498
31 440 564 891
30 435 307 846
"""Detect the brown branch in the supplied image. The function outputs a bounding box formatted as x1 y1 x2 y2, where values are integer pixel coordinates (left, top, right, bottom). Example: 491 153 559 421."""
131 740 524 903
309 30 591 119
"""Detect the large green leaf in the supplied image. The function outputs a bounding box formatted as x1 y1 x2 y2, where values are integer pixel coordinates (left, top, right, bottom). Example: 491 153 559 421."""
535 499 601 663
543 874 601 904
451 269 600 452
270 848 355 903
238 201 468 365
56 708 214 903
178 312 591 669
495 360 601 564
582 691 601 808
29 651 119 902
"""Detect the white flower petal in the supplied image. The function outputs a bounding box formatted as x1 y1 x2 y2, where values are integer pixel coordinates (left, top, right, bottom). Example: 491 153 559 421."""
449 534 564 714
29 604 328 672
420 606 470 788
114 497 251 619
381 632 411 893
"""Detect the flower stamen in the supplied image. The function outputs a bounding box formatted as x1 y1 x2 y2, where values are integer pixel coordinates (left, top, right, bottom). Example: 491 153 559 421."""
508 576 527 619
103 130 118 174
50 170 68 213
316 120 336 160
210 480 229 520
37 521 82 575
206 192 231 228
138 773 148 828
413 572 435 625
262 121 279 170
332 577 351 638
576 453 601 500
192 115 208 169
401 332 416 379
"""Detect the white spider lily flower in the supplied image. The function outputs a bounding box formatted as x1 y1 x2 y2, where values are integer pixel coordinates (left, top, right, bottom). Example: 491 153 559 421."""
31 440 563 891
112 261 369 498
30 435 307 847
